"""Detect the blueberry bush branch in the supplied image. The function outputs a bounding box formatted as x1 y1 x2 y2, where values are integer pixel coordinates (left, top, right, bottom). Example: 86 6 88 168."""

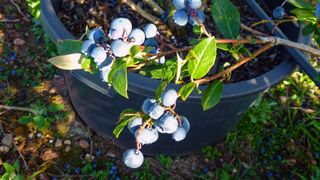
46 0 320 169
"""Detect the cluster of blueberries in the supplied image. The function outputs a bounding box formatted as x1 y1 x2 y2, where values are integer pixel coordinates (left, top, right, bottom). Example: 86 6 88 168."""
122 89 190 168
173 0 204 26
80 18 162 83
273 2 320 20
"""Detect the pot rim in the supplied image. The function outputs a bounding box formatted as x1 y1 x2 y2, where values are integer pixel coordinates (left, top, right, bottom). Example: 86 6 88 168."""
40 0 308 100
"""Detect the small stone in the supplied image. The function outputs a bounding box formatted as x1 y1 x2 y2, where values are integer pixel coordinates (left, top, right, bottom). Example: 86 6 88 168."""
13 38 26 46
64 139 71 145
0 146 10 154
106 151 115 158
2 134 13 147
85 154 94 161
49 139 54 144
65 146 71 152
54 139 63 148
36 132 42 138
41 149 58 161
28 133 34 139
79 139 90 149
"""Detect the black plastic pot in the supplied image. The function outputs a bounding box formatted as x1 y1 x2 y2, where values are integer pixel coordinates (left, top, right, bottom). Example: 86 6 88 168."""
41 0 309 155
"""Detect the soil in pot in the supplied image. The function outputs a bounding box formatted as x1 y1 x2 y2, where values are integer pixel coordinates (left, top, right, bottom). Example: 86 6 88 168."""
57 0 284 84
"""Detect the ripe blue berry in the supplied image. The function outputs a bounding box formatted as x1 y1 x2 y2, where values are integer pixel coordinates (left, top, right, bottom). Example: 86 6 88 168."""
172 127 187 141
148 104 165 119
144 24 158 38
87 28 106 44
173 0 186 10
98 56 113 70
81 40 95 56
161 89 178 107
273 6 285 20
128 28 146 46
173 9 188 26
100 67 112 82
123 149 144 169
181 116 190 132
315 3 320 18
188 0 202 9
127 117 143 134
91 46 107 65
188 10 205 26
109 18 132 40
158 114 178 134
135 128 159 145
142 98 156 114
110 40 131 57
144 38 158 47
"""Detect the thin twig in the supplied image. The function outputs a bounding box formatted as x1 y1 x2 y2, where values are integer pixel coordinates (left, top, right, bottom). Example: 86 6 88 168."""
195 43 274 85
240 23 270 37
0 105 38 114
9 0 29 19
0 19 20 23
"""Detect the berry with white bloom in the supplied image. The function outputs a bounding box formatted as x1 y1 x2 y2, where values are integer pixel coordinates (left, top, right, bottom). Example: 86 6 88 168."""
172 127 187 141
110 39 131 57
128 28 146 46
135 128 159 145
123 149 144 168
149 104 165 119
142 98 157 114
144 24 158 38
127 117 143 134
161 89 178 107
158 114 179 134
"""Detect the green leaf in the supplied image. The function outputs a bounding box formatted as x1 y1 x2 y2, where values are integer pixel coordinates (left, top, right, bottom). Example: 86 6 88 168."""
155 81 168 102
108 60 128 98
211 0 240 38
175 53 184 84
57 40 82 55
288 0 313 8
3 163 15 173
81 57 98 74
33 115 46 128
48 53 83 70
13 161 20 172
179 82 196 101
201 81 223 111
130 45 144 59
48 104 64 112
18 115 33 124
187 37 217 79
302 24 316 36
290 8 317 21
113 109 139 138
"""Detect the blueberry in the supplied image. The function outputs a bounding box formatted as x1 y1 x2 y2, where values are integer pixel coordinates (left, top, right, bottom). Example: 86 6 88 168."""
181 116 190 132
10 70 17 76
109 18 132 40
0 82 8 89
128 28 145 46
172 127 187 141
149 47 158 54
98 56 114 70
148 104 165 119
173 0 186 10
100 67 112 82
91 46 107 65
188 0 202 9
95 149 102 157
81 40 96 56
144 38 158 47
110 40 131 57
74 167 81 174
144 24 158 38
134 128 159 145
173 9 188 26
161 89 178 107
142 98 157 114
123 149 144 169
266 171 273 179
65 162 71 169
92 161 97 169
188 10 205 26
273 6 285 20
9 51 16 61
127 117 143 134
87 28 106 44
315 3 320 18
158 114 179 134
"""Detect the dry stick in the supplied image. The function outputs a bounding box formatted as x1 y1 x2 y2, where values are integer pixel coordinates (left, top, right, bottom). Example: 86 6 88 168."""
0 105 38 114
250 16 297 28
0 19 20 23
13 141 30 171
195 43 274 85
258 36 320 56
142 0 165 15
121 0 173 36
9 0 29 19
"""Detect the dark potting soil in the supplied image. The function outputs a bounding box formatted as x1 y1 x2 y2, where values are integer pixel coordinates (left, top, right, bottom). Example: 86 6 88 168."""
58 0 284 84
